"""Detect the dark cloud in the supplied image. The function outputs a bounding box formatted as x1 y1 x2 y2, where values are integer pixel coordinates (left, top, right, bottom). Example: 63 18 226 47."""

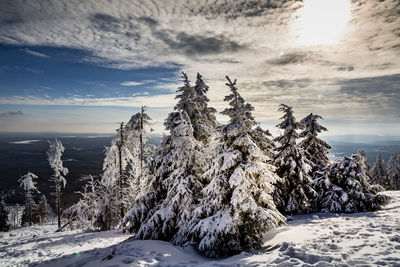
138 17 158 27
339 74 400 99
337 66 354 72
0 111 24 118
267 51 309 65
194 0 289 19
91 13 123 32
155 31 245 56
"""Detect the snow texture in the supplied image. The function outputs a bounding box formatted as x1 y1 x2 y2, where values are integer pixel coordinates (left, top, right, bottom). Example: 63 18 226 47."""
1 191 399 266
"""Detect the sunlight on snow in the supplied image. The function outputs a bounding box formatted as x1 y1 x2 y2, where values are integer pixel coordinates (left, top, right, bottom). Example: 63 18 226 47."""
292 0 352 46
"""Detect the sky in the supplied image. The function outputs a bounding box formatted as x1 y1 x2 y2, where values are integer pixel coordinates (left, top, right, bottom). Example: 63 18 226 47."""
0 0 399 135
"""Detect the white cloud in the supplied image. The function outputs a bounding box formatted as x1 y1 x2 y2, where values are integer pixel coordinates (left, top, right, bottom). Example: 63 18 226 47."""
21 48 49 58
0 0 399 127
121 81 143 86
0 94 176 108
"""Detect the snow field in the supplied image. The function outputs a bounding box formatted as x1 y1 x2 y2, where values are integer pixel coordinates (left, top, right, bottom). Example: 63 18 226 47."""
1 191 399 266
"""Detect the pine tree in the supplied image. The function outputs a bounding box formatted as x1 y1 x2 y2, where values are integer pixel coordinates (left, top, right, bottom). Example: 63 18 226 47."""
122 110 205 242
358 150 371 171
273 104 317 214
192 73 217 142
317 153 389 213
387 153 400 190
299 113 332 172
0 199 9 231
174 72 217 143
369 153 388 188
47 138 68 229
185 76 285 257
124 107 153 201
37 195 53 224
250 126 275 160
19 172 40 226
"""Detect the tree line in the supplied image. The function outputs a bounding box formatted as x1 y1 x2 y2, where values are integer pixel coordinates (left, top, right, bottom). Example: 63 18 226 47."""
1 73 399 257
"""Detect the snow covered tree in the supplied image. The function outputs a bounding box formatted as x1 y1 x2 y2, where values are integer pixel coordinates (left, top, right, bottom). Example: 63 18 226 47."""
369 153 388 188
36 195 53 224
273 104 317 214
184 76 285 257
250 126 275 160
19 172 39 226
358 150 371 171
192 73 217 142
387 153 400 190
124 107 153 201
317 153 389 213
300 113 332 173
122 110 206 242
0 199 9 231
174 72 217 143
47 138 68 228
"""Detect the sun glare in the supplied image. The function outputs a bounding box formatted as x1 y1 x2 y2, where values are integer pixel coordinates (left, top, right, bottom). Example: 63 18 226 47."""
293 0 351 46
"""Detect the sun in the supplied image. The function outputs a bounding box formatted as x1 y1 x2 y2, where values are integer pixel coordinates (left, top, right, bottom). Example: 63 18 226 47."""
292 0 352 46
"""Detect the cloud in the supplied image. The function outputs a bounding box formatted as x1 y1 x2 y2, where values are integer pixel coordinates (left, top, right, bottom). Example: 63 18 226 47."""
121 81 143 86
25 67 44 74
0 110 24 118
0 94 176 108
0 0 399 128
21 48 49 58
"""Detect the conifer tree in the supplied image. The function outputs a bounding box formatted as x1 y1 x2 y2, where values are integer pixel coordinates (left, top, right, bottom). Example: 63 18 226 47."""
174 72 217 143
185 76 285 257
47 138 68 228
387 153 400 190
358 150 371 171
250 126 275 160
192 73 217 142
124 107 153 200
370 153 388 188
122 110 205 242
273 104 317 214
19 172 39 226
300 113 332 172
37 195 53 223
317 153 389 213
0 199 9 231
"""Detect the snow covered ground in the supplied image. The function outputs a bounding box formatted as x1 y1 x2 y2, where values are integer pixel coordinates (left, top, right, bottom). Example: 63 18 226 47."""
1 191 400 267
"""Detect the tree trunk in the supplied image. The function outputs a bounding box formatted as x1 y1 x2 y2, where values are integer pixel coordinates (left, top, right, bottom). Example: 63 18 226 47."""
57 180 61 229
28 197 32 226
140 106 144 169
118 122 124 218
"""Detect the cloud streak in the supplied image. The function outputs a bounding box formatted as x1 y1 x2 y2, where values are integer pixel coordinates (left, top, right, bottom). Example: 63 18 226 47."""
0 110 24 118
21 48 49 58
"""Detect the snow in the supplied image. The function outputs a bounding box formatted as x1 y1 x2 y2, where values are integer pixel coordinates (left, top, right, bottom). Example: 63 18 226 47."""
9 140 40 144
1 191 399 266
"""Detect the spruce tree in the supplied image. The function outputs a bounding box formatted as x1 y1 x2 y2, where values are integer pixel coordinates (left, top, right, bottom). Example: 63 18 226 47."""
317 153 389 213
47 138 68 228
37 195 53 223
124 107 153 201
0 199 9 231
387 153 400 190
122 110 205 242
19 172 39 226
273 104 317 214
370 153 388 188
185 76 285 257
174 72 217 143
250 126 275 160
299 113 332 172
192 73 217 142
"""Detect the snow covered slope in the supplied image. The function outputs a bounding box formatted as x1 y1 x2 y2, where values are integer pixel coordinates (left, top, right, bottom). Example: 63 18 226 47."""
1 191 400 266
